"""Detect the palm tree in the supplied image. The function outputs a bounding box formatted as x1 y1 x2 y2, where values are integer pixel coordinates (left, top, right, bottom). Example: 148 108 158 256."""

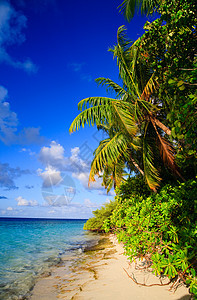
70 26 179 192
118 0 159 21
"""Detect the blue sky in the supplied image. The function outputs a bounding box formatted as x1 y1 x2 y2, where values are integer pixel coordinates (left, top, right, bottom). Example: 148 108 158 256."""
0 0 150 219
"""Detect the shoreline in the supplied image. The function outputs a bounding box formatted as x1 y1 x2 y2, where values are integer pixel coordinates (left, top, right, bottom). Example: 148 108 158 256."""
30 234 190 300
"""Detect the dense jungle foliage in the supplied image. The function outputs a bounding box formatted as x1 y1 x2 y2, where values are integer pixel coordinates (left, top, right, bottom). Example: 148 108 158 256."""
70 0 197 297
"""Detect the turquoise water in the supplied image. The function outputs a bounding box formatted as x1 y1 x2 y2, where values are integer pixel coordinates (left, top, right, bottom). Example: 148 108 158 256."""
0 218 99 299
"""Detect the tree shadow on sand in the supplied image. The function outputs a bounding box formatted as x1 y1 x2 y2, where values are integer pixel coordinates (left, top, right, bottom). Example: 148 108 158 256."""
176 295 191 300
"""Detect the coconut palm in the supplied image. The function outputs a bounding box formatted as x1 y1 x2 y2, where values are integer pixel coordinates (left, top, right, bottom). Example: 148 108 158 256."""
70 26 179 192
118 0 159 21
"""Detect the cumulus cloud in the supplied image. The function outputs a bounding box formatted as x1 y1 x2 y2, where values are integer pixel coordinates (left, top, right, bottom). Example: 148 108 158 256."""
40 173 76 206
38 141 105 191
0 162 30 190
37 166 63 188
39 141 65 168
0 86 46 145
16 196 38 206
72 171 104 190
0 1 37 73
39 141 89 172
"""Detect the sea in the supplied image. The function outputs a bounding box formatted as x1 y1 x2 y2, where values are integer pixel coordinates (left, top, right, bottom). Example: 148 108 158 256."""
0 217 100 300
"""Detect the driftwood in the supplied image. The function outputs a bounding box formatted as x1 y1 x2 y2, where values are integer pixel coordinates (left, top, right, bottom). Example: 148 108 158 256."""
123 267 172 287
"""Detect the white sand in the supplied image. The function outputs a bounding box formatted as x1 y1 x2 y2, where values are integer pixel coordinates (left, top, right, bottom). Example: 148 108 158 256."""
31 235 190 300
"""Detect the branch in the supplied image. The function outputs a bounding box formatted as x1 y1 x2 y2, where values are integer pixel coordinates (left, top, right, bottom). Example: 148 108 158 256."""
184 82 197 86
123 268 172 287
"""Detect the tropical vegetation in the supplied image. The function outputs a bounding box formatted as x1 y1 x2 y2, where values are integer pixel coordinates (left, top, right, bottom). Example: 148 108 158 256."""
70 0 197 297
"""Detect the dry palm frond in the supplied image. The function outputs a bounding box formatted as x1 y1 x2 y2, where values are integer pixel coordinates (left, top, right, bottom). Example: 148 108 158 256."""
151 118 182 178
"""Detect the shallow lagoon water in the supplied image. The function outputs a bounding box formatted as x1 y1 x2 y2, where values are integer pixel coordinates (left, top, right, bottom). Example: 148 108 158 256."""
0 218 100 299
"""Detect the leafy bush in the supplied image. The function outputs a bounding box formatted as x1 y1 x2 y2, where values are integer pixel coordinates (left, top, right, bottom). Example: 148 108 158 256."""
83 200 117 232
103 178 197 297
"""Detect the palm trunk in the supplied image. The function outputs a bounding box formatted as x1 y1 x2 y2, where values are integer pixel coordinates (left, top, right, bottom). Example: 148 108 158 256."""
130 157 144 176
153 118 171 136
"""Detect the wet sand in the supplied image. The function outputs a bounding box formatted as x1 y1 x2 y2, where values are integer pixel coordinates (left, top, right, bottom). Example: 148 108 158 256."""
30 235 190 300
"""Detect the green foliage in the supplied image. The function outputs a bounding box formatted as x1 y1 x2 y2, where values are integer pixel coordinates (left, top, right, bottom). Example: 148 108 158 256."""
116 174 151 199
103 177 197 297
83 200 117 232
137 0 197 178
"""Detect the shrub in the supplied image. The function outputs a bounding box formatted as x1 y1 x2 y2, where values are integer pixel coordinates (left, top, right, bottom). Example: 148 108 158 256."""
83 200 117 232
103 178 197 297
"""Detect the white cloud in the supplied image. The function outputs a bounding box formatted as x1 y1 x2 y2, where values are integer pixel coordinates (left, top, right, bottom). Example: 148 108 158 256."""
84 198 99 209
39 142 89 172
72 171 104 190
16 196 38 206
7 206 13 211
70 147 88 170
0 1 37 73
0 85 46 145
39 141 65 167
37 166 63 188
72 171 89 188
20 148 35 156
38 142 105 191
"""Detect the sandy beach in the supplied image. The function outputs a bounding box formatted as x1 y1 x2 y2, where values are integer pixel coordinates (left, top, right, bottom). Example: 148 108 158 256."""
30 235 190 300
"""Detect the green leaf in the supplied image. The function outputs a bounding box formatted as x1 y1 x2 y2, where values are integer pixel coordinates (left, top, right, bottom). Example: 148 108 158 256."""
168 79 176 85
171 127 176 138
179 85 185 91
177 80 184 87
177 134 184 140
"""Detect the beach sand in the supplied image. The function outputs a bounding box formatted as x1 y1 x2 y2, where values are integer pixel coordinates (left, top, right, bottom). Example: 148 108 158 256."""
30 235 190 300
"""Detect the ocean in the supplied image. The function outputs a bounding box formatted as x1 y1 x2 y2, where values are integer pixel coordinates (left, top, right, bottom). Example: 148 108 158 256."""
0 217 100 300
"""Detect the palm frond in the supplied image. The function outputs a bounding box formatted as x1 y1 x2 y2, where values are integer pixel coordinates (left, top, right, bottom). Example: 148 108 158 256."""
113 101 138 136
151 119 182 178
78 96 115 111
109 27 142 99
89 133 128 183
118 0 159 22
69 105 111 133
141 73 158 101
95 77 127 99
143 124 161 191
116 25 132 51
102 159 126 193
